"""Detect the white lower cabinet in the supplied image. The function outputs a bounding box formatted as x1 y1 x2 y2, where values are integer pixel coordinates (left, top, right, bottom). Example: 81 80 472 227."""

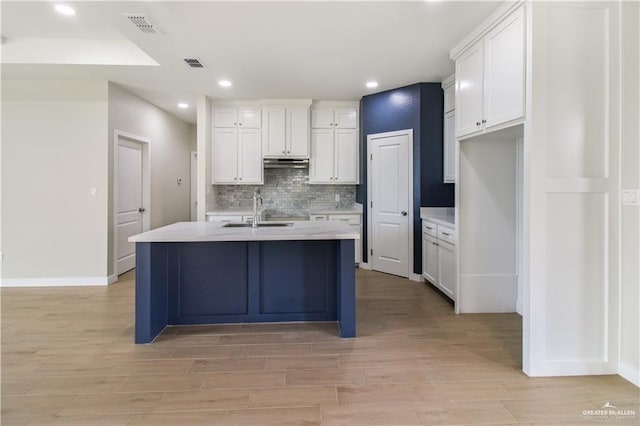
313 213 361 264
422 220 456 302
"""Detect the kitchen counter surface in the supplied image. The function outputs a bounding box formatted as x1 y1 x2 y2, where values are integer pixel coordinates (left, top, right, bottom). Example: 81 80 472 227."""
421 215 455 228
129 220 360 243
420 207 455 228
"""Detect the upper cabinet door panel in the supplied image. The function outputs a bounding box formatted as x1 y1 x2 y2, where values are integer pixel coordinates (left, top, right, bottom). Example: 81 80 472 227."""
212 128 238 183
311 109 334 128
238 107 261 128
238 129 263 184
287 107 310 157
484 6 525 128
443 111 456 183
334 108 358 128
334 129 358 183
214 108 238 128
310 129 334 183
444 85 455 114
262 107 286 157
455 40 484 138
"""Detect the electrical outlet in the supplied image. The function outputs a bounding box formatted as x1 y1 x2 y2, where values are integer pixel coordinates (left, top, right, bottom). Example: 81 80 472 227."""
335 194 340 202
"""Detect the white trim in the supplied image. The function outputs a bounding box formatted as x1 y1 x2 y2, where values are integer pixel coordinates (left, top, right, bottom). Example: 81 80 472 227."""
410 273 424 282
113 130 151 277
107 273 118 285
619 362 640 387
1 277 111 287
367 129 414 279
358 262 371 270
190 151 197 221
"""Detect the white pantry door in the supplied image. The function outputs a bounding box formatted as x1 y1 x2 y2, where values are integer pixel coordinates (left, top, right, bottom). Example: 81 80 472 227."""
117 138 143 275
369 132 410 277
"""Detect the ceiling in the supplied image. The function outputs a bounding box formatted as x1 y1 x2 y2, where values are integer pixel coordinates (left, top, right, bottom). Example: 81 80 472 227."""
1 1 501 123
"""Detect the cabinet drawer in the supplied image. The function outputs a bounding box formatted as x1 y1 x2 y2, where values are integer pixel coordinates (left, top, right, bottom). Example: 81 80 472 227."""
328 214 361 225
422 220 438 238
310 214 328 221
437 225 456 245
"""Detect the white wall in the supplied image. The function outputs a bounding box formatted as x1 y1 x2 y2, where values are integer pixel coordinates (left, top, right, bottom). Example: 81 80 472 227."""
196 95 214 220
108 83 193 277
1 80 109 283
620 0 640 387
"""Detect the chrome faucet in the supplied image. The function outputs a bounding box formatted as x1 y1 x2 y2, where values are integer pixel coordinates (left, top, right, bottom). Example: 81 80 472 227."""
252 188 263 228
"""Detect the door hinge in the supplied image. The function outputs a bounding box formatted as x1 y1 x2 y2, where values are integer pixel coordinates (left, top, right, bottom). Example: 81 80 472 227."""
370 201 373 208
370 154 372 160
370 249 373 255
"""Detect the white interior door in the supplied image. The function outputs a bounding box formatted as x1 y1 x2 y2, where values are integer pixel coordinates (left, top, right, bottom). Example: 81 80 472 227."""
117 138 143 275
370 133 410 277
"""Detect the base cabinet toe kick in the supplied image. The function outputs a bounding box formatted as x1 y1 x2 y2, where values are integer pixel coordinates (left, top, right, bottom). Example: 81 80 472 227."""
134 239 356 343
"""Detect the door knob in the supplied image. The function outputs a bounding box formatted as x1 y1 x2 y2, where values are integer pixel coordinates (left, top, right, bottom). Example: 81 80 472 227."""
138 207 146 213
401 211 407 216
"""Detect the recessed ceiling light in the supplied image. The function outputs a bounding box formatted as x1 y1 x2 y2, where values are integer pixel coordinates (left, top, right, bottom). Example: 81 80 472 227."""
219 80 232 88
177 103 189 109
54 4 76 16
366 81 379 89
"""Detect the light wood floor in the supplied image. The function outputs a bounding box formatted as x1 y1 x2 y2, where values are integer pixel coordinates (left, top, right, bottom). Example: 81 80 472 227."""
2 269 638 425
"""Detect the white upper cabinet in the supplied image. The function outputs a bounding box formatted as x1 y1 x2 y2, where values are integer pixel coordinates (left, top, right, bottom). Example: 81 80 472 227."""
454 5 525 139
442 75 457 184
262 105 309 158
214 106 261 128
456 41 485 138
311 108 358 129
212 106 263 184
310 106 359 185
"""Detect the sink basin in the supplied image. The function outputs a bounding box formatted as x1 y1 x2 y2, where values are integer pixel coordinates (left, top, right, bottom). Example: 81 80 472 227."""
223 222 293 228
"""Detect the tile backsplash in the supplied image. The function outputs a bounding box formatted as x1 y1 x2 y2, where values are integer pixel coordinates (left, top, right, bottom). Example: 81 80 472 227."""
214 169 356 217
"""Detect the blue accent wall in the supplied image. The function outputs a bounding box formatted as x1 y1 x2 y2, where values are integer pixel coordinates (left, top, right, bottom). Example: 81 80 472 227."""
357 83 454 273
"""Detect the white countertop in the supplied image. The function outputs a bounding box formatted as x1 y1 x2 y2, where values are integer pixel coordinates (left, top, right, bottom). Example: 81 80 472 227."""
420 207 455 228
206 210 254 216
129 220 360 243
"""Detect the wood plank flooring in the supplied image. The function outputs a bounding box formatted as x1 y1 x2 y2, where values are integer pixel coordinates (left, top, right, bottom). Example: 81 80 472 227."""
2 269 638 425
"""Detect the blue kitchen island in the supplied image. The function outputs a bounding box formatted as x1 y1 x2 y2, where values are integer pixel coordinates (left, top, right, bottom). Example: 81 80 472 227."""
129 221 358 343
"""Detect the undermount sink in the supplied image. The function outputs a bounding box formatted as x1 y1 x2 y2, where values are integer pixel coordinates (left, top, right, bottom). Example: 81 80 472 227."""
223 222 293 228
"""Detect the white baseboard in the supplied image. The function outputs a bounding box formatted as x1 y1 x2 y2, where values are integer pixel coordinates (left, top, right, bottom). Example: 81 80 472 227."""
358 262 371 270
1 276 111 287
410 273 424 282
516 299 523 315
107 274 118 285
525 360 616 377
620 361 640 387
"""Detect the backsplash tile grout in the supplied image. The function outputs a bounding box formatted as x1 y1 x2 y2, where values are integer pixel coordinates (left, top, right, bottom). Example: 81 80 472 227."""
214 169 356 217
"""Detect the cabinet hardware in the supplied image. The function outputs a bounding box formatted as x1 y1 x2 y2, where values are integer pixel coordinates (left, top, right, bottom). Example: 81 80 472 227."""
401 211 407 216
476 121 481 126
282 150 286 154
234 122 237 125
441 232 450 236
239 123 243 126
481 119 486 124
287 151 290 154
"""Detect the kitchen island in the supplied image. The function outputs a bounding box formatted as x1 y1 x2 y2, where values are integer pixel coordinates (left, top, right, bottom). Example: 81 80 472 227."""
129 221 359 343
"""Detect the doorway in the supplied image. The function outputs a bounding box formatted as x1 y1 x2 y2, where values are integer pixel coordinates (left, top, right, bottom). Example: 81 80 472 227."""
367 130 413 278
113 130 150 276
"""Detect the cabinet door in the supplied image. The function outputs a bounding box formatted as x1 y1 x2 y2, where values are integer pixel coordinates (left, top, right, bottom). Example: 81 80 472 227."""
214 108 238 128
238 128 262 184
212 128 238 183
262 107 286 157
443 111 456 183
334 129 358 184
437 241 456 300
334 108 358 128
309 129 334 183
484 6 525 128
455 40 484 138
286 107 309 157
238 107 261 128
310 109 334 128
423 235 439 284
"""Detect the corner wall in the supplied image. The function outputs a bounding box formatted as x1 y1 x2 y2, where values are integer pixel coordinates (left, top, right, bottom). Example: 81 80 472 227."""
1 80 109 283
107 83 193 277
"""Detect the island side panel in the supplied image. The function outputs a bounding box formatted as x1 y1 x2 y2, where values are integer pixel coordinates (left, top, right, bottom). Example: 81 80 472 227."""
337 239 356 338
135 242 169 344
258 240 336 321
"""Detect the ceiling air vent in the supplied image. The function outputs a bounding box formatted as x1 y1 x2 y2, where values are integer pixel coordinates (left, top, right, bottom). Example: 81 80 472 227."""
124 14 163 34
183 58 205 68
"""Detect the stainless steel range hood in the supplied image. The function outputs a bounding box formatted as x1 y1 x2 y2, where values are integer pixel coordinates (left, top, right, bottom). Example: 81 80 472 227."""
263 158 309 169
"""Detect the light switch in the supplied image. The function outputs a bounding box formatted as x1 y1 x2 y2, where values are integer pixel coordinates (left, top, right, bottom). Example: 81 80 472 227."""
622 189 639 206
90 187 98 197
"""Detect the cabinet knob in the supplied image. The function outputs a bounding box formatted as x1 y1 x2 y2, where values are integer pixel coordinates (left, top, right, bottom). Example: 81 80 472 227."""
239 177 242 181
476 121 481 126
239 123 243 126
282 150 286 154
234 122 237 125
481 119 486 124
287 150 290 154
